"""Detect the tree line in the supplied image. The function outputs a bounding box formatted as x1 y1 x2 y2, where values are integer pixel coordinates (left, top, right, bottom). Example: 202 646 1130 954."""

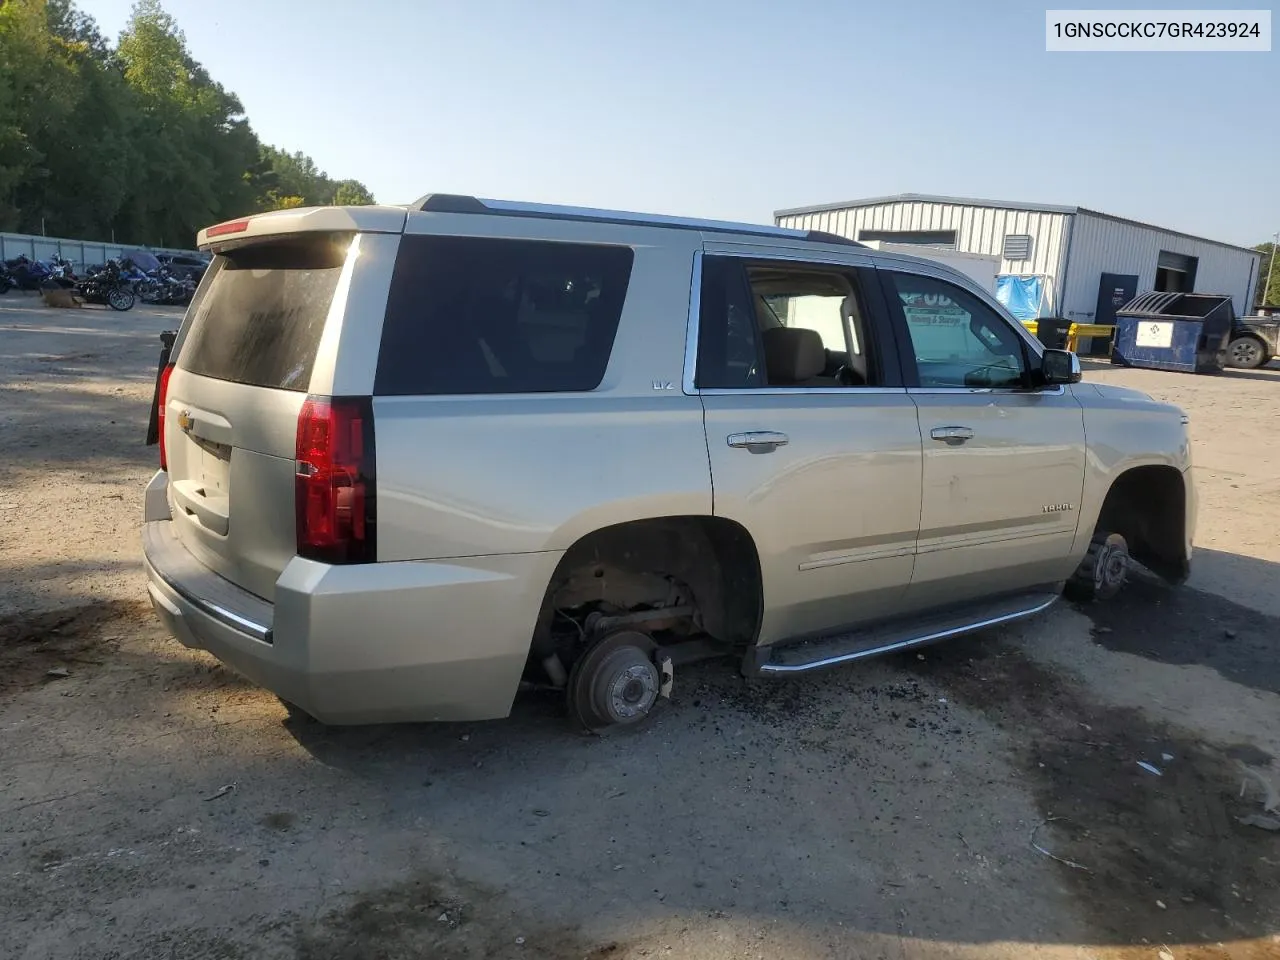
0 0 374 249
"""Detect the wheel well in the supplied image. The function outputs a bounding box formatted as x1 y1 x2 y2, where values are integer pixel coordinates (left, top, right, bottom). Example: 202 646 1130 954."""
1093 466 1188 584
530 517 763 673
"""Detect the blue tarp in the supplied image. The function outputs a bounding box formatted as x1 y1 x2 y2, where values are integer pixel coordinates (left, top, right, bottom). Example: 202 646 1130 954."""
995 275 1043 320
126 249 161 272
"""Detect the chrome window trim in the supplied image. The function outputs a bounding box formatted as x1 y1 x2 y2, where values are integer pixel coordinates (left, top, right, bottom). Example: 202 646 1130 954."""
682 250 703 395
703 244 876 269
907 385 1065 397
701 386 909 397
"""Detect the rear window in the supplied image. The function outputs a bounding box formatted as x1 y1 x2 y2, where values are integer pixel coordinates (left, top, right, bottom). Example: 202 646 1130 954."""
375 235 634 395
176 233 350 391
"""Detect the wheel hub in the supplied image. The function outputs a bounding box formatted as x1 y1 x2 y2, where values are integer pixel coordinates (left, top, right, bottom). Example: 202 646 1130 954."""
1091 534 1130 599
566 630 670 733
1230 339 1262 367
603 660 659 722
1098 545 1126 589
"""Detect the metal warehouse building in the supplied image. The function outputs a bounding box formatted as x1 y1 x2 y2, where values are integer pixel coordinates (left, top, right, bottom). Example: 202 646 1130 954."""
774 194 1263 334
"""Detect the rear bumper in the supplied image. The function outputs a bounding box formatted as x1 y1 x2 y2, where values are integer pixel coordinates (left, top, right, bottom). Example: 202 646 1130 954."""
142 517 561 724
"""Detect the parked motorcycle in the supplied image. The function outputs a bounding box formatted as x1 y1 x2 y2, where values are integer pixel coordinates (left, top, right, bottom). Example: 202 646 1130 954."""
40 255 78 289
76 260 136 311
135 266 195 306
4 255 51 291
118 258 150 286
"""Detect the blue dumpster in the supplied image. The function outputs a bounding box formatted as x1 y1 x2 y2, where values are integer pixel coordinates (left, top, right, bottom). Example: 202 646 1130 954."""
1112 292 1234 374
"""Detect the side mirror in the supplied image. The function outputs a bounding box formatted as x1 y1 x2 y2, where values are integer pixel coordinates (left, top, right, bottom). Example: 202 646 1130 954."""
1041 348 1081 385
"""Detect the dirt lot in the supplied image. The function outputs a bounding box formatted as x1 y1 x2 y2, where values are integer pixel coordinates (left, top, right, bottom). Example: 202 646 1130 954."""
2 292 1279 960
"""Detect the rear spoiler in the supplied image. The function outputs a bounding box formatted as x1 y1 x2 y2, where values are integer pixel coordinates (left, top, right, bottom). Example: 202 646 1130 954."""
197 205 408 251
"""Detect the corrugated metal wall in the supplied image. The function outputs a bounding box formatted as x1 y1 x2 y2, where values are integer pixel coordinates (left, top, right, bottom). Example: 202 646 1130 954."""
777 200 1262 321
776 201 1070 313
1059 213 1262 321
0 231 200 273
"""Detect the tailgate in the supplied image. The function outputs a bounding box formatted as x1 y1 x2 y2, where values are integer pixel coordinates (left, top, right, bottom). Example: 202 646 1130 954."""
165 232 352 601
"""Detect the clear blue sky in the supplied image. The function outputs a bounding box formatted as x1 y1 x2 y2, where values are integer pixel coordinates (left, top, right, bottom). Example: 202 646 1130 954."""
83 0 1276 246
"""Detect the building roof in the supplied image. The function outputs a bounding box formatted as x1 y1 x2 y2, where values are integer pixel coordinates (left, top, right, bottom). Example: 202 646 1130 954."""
773 193 1261 256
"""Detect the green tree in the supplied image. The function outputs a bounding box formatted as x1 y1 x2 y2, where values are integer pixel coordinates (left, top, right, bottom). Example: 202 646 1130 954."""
251 147 374 210
0 0 373 245
266 193 306 211
0 0 82 232
1255 242 1279 309
333 179 374 206
31 0 139 239
115 0 259 244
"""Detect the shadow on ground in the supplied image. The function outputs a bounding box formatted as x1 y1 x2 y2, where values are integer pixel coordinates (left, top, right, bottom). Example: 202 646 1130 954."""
910 624 1279 952
1081 551 1280 697
0 380 156 487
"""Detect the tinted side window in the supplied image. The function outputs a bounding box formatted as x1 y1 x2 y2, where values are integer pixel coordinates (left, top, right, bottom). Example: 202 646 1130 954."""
885 272 1028 388
696 256 763 389
376 236 633 395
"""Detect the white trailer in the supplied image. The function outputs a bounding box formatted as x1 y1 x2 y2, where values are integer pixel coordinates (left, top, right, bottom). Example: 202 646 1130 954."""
857 240 1000 294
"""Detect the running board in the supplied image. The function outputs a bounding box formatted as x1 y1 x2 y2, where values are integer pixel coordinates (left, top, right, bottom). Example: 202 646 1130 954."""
754 591 1060 676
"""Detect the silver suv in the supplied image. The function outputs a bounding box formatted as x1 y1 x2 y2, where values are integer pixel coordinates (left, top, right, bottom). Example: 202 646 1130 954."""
142 195 1196 730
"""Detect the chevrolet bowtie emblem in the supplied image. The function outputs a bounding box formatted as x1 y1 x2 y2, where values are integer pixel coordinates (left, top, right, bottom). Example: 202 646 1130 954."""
177 410 193 432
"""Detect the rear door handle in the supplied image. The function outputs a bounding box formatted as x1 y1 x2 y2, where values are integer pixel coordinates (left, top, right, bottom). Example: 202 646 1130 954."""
930 426 975 444
727 431 789 453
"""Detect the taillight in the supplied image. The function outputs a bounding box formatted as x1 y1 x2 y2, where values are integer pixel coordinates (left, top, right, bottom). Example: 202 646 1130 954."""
295 396 376 564
157 363 175 471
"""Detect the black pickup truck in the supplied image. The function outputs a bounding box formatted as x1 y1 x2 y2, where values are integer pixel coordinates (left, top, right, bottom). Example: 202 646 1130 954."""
1227 316 1280 369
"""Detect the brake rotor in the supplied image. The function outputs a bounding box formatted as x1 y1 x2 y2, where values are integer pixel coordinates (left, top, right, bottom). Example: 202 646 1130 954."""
566 630 671 734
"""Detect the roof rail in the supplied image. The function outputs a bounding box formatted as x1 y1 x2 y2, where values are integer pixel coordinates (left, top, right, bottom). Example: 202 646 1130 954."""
412 193 864 247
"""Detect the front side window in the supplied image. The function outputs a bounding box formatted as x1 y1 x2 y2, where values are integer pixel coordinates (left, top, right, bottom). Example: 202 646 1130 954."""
885 272 1028 388
376 236 633 395
697 256 879 389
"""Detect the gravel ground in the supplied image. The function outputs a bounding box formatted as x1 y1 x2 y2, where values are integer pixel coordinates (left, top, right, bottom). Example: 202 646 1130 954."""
2 292 1278 960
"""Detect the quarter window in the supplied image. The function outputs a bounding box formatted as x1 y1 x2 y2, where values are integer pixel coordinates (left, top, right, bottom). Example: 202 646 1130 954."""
376 236 633 395
885 272 1028 388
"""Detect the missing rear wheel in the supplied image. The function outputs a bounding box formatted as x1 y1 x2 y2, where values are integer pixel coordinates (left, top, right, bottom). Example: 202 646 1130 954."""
566 630 670 733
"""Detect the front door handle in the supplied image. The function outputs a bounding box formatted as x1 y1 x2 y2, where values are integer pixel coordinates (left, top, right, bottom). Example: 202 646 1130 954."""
727 431 789 453
930 425 975 445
